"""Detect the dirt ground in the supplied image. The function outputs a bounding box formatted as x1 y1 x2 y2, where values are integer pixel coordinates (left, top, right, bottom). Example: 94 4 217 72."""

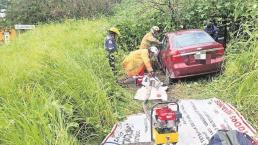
124 71 215 100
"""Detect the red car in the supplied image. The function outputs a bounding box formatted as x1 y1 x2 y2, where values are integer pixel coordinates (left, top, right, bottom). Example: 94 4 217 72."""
158 29 224 83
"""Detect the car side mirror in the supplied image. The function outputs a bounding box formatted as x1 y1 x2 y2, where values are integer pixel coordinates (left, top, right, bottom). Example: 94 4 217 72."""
218 37 224 41
161 36 167 44
217 36 226 47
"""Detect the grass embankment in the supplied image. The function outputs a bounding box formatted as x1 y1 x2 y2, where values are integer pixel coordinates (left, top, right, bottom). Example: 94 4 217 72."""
0 19 137 145
207 34 258 129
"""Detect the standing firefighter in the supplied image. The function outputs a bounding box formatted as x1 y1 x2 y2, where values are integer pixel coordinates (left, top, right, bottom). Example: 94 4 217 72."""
139 26 162 49
119 46 159 85
104 27 121 75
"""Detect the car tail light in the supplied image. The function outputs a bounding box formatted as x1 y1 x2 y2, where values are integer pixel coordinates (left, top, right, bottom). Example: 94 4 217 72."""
171 50 184 63
172 56 184 63
216 48 224 56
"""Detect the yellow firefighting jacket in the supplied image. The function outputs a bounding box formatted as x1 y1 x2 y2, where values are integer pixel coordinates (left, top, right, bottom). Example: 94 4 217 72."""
122 49 153 77
139 32 160 49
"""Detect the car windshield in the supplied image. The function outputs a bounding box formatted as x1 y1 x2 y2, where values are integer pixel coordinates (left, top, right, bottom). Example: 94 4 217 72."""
172 31 215 48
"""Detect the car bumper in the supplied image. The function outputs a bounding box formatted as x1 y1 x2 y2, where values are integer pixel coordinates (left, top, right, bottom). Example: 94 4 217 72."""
170 58 223 78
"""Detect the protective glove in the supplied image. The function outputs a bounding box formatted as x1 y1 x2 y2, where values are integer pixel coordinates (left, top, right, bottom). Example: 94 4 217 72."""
148 71 155 78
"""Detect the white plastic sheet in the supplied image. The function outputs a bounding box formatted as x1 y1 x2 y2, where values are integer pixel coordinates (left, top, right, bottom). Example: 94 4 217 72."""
134 86 168 101
134 75 168 101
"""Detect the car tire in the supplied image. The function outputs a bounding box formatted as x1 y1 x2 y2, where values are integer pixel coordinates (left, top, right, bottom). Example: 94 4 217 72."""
157 56 164 71
164 68 171 85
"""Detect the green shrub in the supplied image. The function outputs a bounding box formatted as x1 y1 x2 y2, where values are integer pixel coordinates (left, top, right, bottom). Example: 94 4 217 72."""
111 0 173 51
113 0 257 51
3 0 121 25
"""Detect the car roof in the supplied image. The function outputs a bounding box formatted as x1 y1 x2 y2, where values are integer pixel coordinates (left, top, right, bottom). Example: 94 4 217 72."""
165 29 204 37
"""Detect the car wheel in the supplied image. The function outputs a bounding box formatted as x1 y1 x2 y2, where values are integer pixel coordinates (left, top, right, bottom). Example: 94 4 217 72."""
164 68 171 85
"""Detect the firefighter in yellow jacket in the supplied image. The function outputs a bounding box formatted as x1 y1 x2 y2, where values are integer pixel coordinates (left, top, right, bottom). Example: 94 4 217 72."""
119 46 159 84
139 26 162 49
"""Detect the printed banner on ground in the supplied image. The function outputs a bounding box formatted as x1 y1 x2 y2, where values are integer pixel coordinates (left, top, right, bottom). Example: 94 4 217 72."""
101 98 256 145
101 113 151 145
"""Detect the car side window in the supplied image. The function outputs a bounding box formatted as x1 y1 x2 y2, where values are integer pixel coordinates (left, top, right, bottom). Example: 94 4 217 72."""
162 37 169 50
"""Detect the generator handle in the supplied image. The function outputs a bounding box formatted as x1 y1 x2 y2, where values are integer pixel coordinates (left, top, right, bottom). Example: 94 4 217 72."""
150 101 179 142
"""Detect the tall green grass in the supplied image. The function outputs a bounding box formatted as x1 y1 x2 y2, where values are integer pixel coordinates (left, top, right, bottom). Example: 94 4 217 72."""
0 19 137 144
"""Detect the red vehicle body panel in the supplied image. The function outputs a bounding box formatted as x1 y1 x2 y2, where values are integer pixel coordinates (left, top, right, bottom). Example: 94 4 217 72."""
159 29 224 79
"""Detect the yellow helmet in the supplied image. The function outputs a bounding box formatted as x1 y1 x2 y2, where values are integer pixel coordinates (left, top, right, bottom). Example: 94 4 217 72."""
109 27 121 36
151 26 160 33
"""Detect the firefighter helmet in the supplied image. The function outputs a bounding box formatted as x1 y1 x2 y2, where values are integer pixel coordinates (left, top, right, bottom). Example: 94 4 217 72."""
109 27 121 36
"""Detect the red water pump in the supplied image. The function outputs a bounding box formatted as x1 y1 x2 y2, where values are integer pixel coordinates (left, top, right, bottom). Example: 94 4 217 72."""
151 102 182 144
155 107 177 131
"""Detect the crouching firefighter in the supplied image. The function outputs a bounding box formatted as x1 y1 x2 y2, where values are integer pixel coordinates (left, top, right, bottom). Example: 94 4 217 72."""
104 27 121 75
118 46 159 85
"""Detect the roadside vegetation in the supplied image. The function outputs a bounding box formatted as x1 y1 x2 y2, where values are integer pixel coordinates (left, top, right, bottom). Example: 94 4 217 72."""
207 31 258 129
0 0 257 144
0 0 121 26
0 20 138 144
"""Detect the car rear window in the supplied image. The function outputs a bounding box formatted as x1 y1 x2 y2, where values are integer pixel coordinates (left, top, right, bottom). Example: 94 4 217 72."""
172 31 215 48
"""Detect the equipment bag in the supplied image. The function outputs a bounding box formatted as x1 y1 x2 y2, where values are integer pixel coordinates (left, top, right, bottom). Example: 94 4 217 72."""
208 130 256 145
